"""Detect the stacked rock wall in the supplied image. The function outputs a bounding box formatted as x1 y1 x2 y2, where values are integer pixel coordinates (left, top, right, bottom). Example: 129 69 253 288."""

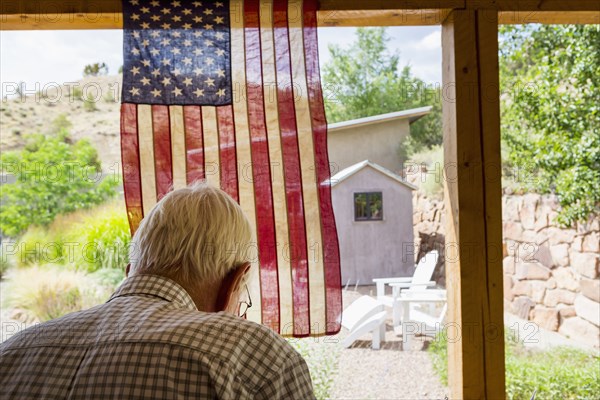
412 191 600 347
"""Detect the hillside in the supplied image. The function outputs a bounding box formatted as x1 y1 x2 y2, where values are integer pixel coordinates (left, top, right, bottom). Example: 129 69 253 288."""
0 75 123 169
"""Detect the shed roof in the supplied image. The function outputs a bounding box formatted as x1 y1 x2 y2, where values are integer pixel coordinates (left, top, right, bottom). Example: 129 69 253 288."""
326 160 417 190
327 106 432 133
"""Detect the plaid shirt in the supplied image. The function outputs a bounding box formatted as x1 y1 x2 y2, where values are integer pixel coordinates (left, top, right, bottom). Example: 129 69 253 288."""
0 274 315 399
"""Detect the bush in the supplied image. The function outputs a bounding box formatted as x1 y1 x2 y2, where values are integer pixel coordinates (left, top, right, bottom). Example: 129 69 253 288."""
3 265 113 323
15 201 130 272
0 130 119 237
428 331 600 399
407 145 444 199
0 244 13 279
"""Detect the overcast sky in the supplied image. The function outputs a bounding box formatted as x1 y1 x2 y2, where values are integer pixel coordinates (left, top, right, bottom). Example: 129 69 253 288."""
0 26 441 97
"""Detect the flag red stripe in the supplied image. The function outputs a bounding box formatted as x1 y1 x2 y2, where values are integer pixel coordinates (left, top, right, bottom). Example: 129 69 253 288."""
120 103 143 233
273 0 311 336
217 105 239 202
184 106 205 184
151 105 173 199
303 0 342 334
244 0 280 331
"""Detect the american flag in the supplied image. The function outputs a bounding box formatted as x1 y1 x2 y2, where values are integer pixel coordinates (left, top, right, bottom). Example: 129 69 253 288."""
120 0 342 337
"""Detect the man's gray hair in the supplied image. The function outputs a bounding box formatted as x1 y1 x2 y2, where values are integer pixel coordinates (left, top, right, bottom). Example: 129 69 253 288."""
128 182 252 284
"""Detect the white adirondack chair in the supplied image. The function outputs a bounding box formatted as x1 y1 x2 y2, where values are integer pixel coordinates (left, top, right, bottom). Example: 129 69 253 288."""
393 289 447 340
373 250 439 307
341 295 387 350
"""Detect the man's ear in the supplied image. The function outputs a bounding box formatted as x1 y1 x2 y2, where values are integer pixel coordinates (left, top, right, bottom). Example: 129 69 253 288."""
215 262 251 313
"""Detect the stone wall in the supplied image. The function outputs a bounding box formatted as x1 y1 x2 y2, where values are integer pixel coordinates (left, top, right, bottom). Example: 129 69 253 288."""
411 190 600 347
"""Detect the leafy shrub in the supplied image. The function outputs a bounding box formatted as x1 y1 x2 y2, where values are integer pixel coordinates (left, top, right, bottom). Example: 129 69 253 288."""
0 130 118 237
3 265 113 323
83 92 98 112
428 331 600 399
0 245 13 279
64 202 131 272
83 62 108 77
15 201 130 272
407 145 444 199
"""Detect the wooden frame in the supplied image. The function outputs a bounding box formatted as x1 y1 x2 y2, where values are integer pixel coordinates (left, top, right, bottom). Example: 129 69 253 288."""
0 0 597 398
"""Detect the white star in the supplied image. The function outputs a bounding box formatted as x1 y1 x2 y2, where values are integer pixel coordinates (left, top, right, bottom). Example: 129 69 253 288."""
140 77 151 85
192 1 202 7
215 2 224 7
215 32 225 40
172 68 182 76
182 23 192 30
129 0 139 5
132 31 140 38
150 48 160 56
171 47 181 55
216 88 226 97
161 23 171 29
150 0 160 6
216 48 225 57
182 8 192 15
141 59 151 67
182 57 192 65
194 88 205 97
193 67 203 75
151 15 161 21
216 68 225 77
205 57 214 65
129 87 140 96
130 14 140 21
131 48 141 56
193 31 203 38
140 6 150 13
203 24 213 30
214 16 224 24
161 8 171 14
171 87 183 96
183 39 192 46
193 48 203 56
204 77 215 87
151 68 161 77
161 58 171 66
183 77 193 86
204 39 213 46
130 66 141 75
150 31 160 38
203 9 213 15
172 15 182 22
161 38 171 46
140 22 150 29
141 39 150 47
193 16 203 23
151 88 162 97
171 0 181 7
172 31 181 38
162 76 172 86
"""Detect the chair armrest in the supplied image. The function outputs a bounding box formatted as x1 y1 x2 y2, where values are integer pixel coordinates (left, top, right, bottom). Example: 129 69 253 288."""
388 280 436 289
372 277 412 284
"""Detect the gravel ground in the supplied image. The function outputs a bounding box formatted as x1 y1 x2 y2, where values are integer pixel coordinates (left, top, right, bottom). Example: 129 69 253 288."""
325 287 449 399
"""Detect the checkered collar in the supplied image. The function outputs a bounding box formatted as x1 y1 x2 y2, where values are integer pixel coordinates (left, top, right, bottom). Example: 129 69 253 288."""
108 274 198 311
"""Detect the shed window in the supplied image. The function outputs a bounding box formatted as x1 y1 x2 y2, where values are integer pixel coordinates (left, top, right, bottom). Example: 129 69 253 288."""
354 192 383 221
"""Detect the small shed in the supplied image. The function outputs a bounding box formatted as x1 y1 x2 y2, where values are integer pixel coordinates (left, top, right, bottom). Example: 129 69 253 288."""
329 160 417 286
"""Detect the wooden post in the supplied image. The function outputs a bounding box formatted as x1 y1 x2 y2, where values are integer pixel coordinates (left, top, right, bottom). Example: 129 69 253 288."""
442 10 505 399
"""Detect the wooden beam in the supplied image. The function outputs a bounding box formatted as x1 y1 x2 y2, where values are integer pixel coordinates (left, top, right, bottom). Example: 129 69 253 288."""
317 9 452 26
442 9 505 399
318 0 600 11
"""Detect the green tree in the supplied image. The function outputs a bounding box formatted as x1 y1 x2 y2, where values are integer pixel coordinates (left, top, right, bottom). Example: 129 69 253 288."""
83 62 108 77
500 25 600 226
0 122 119 237
322 28 442 160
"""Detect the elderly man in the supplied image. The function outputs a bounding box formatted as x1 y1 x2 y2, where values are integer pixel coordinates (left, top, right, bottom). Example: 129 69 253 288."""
0 183 315 399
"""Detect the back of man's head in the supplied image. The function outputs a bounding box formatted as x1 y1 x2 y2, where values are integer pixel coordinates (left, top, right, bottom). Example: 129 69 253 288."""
128 182 252 285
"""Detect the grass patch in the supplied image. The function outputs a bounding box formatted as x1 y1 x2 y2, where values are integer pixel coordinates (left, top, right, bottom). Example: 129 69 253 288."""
3 265 115 323
428 331 600 399
288 337 341 399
